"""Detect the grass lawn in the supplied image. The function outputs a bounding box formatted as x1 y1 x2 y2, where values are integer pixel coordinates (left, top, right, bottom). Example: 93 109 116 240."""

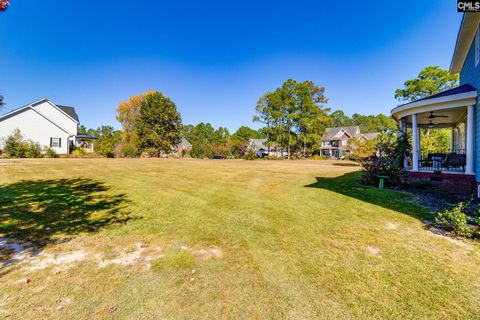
1 158 480 319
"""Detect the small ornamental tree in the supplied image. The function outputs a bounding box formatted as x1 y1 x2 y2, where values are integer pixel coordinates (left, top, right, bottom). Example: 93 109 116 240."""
136 91 182 157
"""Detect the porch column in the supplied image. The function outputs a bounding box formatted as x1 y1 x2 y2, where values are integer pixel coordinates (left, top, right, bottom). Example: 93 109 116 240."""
466 104 475 175
400 120 408 168
412 113 419 171
450 127 455 153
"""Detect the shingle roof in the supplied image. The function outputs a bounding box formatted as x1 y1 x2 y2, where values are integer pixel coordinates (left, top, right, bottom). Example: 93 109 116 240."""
321 126 360 140
397 84 477 108
249 138 268 149
56 105 79 122
178 137 192 148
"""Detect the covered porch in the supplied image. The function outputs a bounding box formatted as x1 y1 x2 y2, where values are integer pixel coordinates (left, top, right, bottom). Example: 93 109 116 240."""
391 84 477 192
74 134 97 152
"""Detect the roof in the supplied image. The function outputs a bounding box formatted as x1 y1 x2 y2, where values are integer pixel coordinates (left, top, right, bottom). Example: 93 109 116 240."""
77 134 97 139
391 84 478 120
359 132 380 140
178 137 192 147
57 105 79 122
396 84 477 108
249 138 267 149
321 126 360 140
451 13 480 73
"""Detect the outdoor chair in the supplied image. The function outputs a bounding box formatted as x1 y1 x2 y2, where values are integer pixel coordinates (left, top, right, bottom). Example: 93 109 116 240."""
445 153 466 171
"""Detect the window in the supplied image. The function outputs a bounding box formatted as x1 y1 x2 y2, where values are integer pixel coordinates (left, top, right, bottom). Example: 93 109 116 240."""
342 140 348 146
50 137 61 148
476 28 480 66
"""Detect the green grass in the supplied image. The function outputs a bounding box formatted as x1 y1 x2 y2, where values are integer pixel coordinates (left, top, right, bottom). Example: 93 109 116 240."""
0 158 479 319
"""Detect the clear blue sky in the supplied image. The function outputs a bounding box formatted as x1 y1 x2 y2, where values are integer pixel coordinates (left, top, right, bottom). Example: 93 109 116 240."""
0 0 463 131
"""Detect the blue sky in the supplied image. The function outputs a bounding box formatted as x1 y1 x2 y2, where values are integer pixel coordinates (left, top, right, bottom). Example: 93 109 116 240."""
0 0 463 131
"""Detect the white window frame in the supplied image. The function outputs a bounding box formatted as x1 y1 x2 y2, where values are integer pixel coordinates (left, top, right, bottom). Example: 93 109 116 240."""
476 27 480 67
50 137 61 148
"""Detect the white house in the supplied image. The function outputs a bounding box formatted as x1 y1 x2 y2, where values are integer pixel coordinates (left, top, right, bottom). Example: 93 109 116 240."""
0 98 95 154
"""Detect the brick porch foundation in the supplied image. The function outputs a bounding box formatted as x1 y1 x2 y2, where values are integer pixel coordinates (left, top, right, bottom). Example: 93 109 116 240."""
405 171 477 194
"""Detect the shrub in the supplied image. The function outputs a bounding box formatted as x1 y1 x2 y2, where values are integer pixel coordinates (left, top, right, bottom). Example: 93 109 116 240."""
71 148 88 157
435 202 472 238
243 149 257 160
45 148 58 158
25 142 42 158
360 157 403 186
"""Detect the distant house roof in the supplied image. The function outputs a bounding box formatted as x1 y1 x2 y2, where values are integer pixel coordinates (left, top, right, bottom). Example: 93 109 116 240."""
57 105 80 122
360 132 380 140
248 138 268 150
321 126 360 140
178 137 192 148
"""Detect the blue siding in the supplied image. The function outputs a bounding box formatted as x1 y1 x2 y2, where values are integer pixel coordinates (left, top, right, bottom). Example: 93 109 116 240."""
460 38 480 181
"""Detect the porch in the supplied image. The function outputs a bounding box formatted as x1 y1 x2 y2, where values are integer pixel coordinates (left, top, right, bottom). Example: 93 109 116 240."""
391 84 478 193
74 134 97 152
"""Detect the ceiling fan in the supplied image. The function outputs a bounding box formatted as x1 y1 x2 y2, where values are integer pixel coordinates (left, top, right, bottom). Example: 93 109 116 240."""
428 111 448 119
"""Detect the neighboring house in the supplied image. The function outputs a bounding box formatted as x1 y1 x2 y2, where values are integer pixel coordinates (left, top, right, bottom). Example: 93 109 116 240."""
173 137 192 156
320 126 379 158
390 13 480 193
247 138 287 158
0 98 95 154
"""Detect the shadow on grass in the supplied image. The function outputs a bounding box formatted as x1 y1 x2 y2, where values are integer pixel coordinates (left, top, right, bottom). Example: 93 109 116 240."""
0 178 136 271
305 171 431 221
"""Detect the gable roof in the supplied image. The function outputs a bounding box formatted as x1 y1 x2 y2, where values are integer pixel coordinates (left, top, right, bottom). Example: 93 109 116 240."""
321 126 360 140
178 137 192 148
249 138 267 149
57 105 79 122
450 13 480 73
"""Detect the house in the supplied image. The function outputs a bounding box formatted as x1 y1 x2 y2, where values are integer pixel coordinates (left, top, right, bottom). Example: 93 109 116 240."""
173 137 192 157
320 126 379 158
247 138 287 158
0 98 95 154
390 13 480 193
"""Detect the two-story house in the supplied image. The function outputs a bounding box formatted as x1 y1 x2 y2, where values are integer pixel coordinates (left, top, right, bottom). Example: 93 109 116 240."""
391 13 480 194
0 98 96 154
320 126 379 158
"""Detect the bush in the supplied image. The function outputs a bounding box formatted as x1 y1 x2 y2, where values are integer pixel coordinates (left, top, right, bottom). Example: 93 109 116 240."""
25 142 42 158
45 148 58 158
263 155 285 160
3 129 43 158
71 148 88 157
360 157 403 186
243 149 257 160
435 202 472 238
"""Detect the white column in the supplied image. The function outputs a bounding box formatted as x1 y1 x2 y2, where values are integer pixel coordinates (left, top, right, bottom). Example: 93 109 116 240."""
466 105 475 175
450 127 455 153
400 120 408 168
412 114 419 171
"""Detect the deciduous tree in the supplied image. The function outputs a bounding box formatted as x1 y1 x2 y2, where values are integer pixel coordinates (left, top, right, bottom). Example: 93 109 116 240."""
136 91 182 157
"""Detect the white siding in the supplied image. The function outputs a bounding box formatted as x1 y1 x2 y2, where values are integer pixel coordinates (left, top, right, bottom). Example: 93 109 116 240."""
0 107 71 154
33 101 77 134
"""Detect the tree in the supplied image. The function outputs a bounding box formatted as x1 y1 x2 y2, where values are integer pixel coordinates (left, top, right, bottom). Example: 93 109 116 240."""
330 110 352 127
136 91 182 157
395 66 459 102
116 91 154 157
0 0 10 12
350 113 397 133
94 126 121 158
254 79 330 158
230 126 263 156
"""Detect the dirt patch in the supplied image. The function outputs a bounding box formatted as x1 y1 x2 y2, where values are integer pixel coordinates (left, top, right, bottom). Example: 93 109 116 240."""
96 243 161 269
367 246 381 256
27 250 87 271
385 222 398 230
180 246 223 259
400 186 475 214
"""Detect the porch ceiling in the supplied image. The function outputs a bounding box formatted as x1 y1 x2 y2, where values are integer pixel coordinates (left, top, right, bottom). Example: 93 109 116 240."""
402 107 467 128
